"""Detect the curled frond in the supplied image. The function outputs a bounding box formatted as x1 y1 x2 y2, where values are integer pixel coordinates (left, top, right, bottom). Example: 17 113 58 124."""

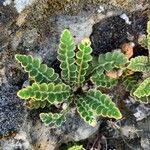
91 73 118 88
57 29 77 85
17 83 70 104
15 54 61 83
85 90 122 120
133 77 150 99
127 56 150 72
76 38 92 87
40 113 66 126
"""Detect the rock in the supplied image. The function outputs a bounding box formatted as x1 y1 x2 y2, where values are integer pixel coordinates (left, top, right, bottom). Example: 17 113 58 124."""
61 113 100 142
3 0 36 13
90 11 148 55
0 112 100 150
141 138 150 150
0 84 26 139
0 131 32 150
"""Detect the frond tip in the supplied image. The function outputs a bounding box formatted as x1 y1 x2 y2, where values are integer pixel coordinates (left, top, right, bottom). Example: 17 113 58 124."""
76 98 97 127
57 29 77 85
133 77 150 99
76 38 92 87
85 90 122 120
40 113 66 126
17 82 70 104
127 56 150 72
15 54 61 83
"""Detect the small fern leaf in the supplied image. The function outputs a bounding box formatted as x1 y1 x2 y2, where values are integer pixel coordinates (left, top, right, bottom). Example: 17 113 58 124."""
57 29 77 85
76 98 97 127
133 77 150 98
76 38 92 87
123 77 139 94
26 99 51 109
85 90 122 120
15 54 61 83
127 56 150 72
139 35 148 49
93 51 128 73
40 113 66 126
91 72 118 88
17 83 70 104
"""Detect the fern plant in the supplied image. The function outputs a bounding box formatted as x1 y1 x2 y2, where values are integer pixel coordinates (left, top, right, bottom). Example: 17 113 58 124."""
15 29 123 127
16 22 150 127
123 21 150 103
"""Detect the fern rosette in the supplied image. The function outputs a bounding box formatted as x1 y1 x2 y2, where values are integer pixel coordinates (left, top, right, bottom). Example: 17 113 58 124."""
15 29 124 127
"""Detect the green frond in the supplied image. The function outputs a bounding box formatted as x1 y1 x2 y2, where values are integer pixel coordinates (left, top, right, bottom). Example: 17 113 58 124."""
76 98 97 127
93 51 128 73
67 145 84 150
127 56 150 72
91 73 118 88
139 35 148 49
17 83 71 104
15 54 61 83
76 38 92 87
133 77 150 99
27 99 51 109
57 29 77 85
123 77 139 94
85 90 122 120
40 113 66 126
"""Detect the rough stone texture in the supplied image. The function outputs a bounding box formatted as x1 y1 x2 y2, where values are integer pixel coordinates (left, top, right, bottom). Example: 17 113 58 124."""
0 0 150 149
90 10 149 55
0 112 100 150
0 84 26 138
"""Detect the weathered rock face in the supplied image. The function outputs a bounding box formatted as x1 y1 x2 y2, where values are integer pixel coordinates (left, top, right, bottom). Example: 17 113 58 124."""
0 85 26 138
0 0 150 149
90 12 148 55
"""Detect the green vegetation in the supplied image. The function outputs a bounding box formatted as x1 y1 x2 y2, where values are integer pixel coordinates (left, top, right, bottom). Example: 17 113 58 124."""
15 21 150 127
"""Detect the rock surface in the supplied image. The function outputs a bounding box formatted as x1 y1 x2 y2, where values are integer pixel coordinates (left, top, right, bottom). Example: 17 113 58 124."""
0 0 150 149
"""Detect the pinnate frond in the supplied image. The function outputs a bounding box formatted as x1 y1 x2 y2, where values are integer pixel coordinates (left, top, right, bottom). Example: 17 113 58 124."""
26 99 51 109
57 29 77 85
85 90 122 120
133 77 150 99
17 83 70 104
93 51 128 73
76 98 97 127
127 56 150 72
40 113 66 126
91 73 118 88
15 54 61 83
76 38 92 87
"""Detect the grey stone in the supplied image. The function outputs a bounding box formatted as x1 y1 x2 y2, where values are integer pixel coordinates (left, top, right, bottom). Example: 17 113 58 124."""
0 84 26 137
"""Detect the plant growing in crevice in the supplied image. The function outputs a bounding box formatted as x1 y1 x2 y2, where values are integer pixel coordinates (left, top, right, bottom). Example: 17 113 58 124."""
15 21 150 127
15 29 123 127
123 20 150 102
